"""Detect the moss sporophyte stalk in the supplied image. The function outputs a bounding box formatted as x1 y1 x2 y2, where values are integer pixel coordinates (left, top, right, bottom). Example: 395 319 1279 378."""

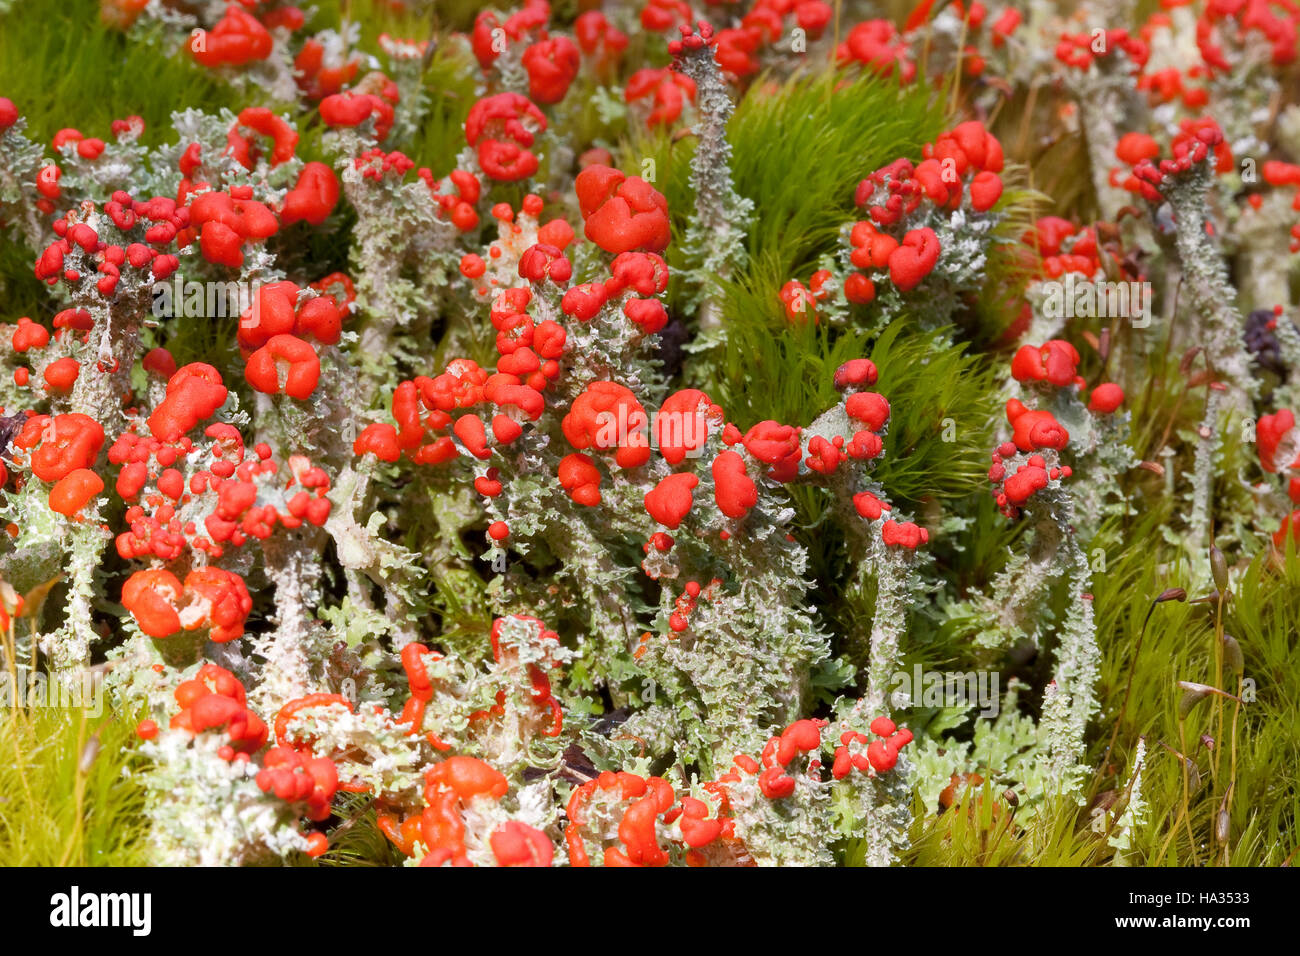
0 0 1297 868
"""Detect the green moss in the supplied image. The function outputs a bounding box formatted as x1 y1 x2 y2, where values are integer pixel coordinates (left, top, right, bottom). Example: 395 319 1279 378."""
0 704 149 865
0 0 242 150
1086 543 1300 866
622 70 942 283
